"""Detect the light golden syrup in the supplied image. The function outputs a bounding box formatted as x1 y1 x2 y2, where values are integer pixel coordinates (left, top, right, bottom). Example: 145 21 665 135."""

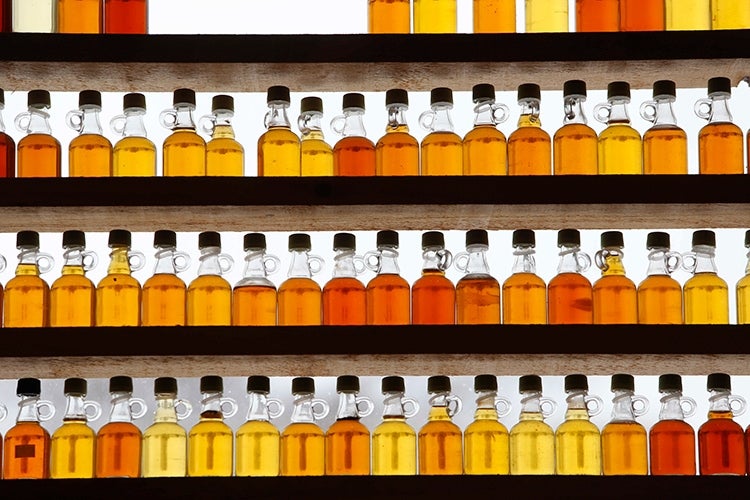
113 136 156 176
666 0 710 30
525 0 568 32
206 125 244 176
712 0 750 29
258 128 301 176
142 392 190 478
96 248 141 326
598 123 642 174
188 410 234 477
372 418 417 475
738 270 750 325
464 408 509 474
684 273 729 324
301 131 334 176
236 420 280 477
555 408 602 475
509 412 555 474
414 0 457 33
163 130 206 176
50 419 96 479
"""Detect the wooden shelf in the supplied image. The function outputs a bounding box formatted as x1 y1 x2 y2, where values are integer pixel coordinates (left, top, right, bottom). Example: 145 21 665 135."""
1 31 749 91
0 175 747 232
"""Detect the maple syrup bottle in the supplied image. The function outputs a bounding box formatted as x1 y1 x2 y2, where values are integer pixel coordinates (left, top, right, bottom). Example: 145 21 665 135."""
96 229 145 326
105 0 148 33
547 229 593 325
666 0 710 30
509 375 556 475
278 233 324 326
200 95 244 176
332 93 376 176
737 230 750 324
50 230 97 327
236 376 285 477
161 88 206 176
554 80 597 175
698 373 746 475
525 0 569 32
323 233 366 325
420 87 462 176
280 377 330 476
110 93 156 177
508 83 551 176
376 89 419 176
233 233 280 326
620 0 665 30
142 230 190 326
0 88 15 177
187 231 233 326
474 0 515 32
712 0 750 29
695 77 744 174
58 0 102 33
15 90 61 177
455 229 500 324
601 374 649 476
372 376 420 476
502 229 546 324
683 230 729 324
258 85 300 177
592 231 637 324
12 0 55 32
650 374 697 476
576 0 619 31
365 230 410 325
66 90 113 177
637 231 683 325
412 231 455 325
463 83 509 175
555 374 603 475
595 81 642 175
640 80 688 175
418 376 463 475
368 0 410 33
4 231 53 328
464 374 512 475
414 0 457 33
325 376 374 476
298 96 333 176
188 376 237 477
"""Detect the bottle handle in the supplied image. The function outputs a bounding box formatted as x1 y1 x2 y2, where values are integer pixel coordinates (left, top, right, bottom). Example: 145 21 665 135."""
83 401 103 422
218 253 234 274
307 255 325 275
311 398 330 420
81 250 98 272
172 251 191 273
491 103 510 124
682 252 698 274
0 254 6 273
110 114 128 135
453 251 470 273
14 112 32 133
575 251 592 273
355 396 374 418
631 395 650 417
729 395 747 417
35 252 55 274
418 110 436 132
540 397 557 418
639 100 658 123
297 113 312 135
175 398 193 420
363 251 381 272
694 98 712 120
665 251 683 274
0 403 6 422
593 102 612 124
679 396 697 418
330 114 346 136
36 400 56 422
263 110 272 130
266 397 285 419
584 395 603 417
437 249 453 272
402 397 420 418
198 114 217 135
219 397 238 419
159 109 179 130
446 395 463 417
128 397 148 420
353 255 367 276
494 397 512 418
65 110 85 133
594 249 610 272
263 254 281 275
128 250 146 272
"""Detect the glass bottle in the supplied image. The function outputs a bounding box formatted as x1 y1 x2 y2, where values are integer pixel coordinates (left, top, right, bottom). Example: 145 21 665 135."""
66 90 112 177
737 230 750 324
110 92 156 176
637 231 683 324
463 83 509 175
455 229 500 324
236 376 285 477
160 88 206 176
593 231 637 324
4 230 52 328
280 377 330 476
419 376 463 475
555 374 603 475
474 0 515 32
50 378 102 479
365 230 411 325
509 375 556 475
58 0 101 33
142 230 190 326
50 230 97 327
95 376 147 478
3 378 55 479
698 373 746 475
278 233 324 326
554 79 597 175
331 92 376 176
0 88 15 177
576 0 619 31
695 77 744 174
712 0 750 29
547 229 593 325
525 0 568 32
188 376 238 477
502 229 547 324
649 374 697 475
620 0 665 30
105 0 148 33
641 80 688 175
412 231 455 325
372 376 420 476
414 0 456 33
12 0 55 32
298 96 333 176
508 83 551 176
595 81 642 175
368 0 410 33
141 377 193 478
325 375 374 476
683 230 729 324
96 229 145 326
187 231 233 326
200 94 244 176
666 0 710 30
15 89 61 177
233 232 280 326
323 232 367 325
376 89 419 176
258 85 300 177
464 374 512 475
419 87 462 176
601 374 649 476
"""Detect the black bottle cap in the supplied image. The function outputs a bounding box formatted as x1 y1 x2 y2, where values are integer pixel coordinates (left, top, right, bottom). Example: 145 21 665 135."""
472 83 496 102
107 229 131 247
173 88 196 106
333 232 356 251
292 376 315 395
427 375 451 393
601 231 624 248
343 92 365 110
611 374 634 392
300 96 323 113
707 373 732 391
512 229 536 247
745 230 750 248
0 88 4 106
382 376 405 393
64 377 87 396
154 377 178 394
564 374 589 392
430 87 453 105
289 233 312 251
79 90 102 107
376 230 399 248
647 231 670 249
653 80 677 98
28 89 51 108
708 77 732 95
16 230 39 248
198 231 221 249
519 375 542 392
244 233 267 251
247 375 271 394
422 231 445 249
17 378 42 397
62 230 85 248
658 374 682 392
212 94 234 112
154 230 177 248
123 92 146 110
692 229 716 247
563 80 587 97
557 228 581 247
267 85 290 103
109 376 133 393
466 229 489 247
518 83 541 100
200 375 223 393
385 88 409 106
607 81 631 99
474 374 498 392
336 375 360 393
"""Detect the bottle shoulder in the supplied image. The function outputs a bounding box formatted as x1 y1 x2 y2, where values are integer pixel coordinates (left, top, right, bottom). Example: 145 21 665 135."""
97 273 140 288
463 125 506 142
237 419 279 435
366 273 410 290
554 122 597 139
323 276 366 292
279 277 321 292
144 273 187 289
188 274 232 290
97 421 142 437
326 418 370 437
164 129 206 146
593 274 636 289
70 133 113 148
282 421 324 436
502 272 546 288
144 421 187 436
52 272 95 289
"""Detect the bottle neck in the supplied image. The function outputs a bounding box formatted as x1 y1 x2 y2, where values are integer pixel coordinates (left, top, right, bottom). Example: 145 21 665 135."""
246 392 271 422
707 389 733 415
647 247 672 276
0 106 6 133
200 391 224 419
78 106 104 135
745 250 750 276
26 107 52 134
287 249 313 278
607 97 632 124
382 392 407 418
691 245 719 274
422 245 448 273
332 249 358 278
473 99 497 126
108 392 134 423
242 249 269 279
708 95 733 123
61 245 86 275
376 246 401 275
557 244 584 274
563 95 588 125
153 245 178 275
154 394 179 423
463 245 491 275
430 104 455 132
339 107 367 137
659 391 687 421
16 247 41 275
517 98 542 127
173 104 197 131
565 391 590 420
121 108 148 138
299 110 325 139
519 391 544 420
599 247 626 276
651 97 678 126
63 395 87 422
107 246 132 275
197 246 223 276
290 393 317 424
610 390 636 422
211 110 235 138
266 102 292 129
428 392 453 421
335 392 360 420
512 245 537 274
386 104 409 132
475 390 498 419
17 395 43 423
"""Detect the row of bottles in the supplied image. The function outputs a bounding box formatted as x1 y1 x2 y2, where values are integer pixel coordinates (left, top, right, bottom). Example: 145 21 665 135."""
1 0 147 34
369 0 750 33
0 372 748 478
0 227 746 327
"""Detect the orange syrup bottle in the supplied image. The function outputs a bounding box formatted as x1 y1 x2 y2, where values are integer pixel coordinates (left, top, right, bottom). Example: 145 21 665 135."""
463 83 509 175
142 230 190 326
547 229 593 324
0 88 15 177
298 96 333 176
508 83 551 176
376 89 419 176
58 0 102 33
326 376 374 475
50 230 97 327
200 94 244 176
233 233 280 326
369 0 410 33
66 89 112 177
554 80 597 175
420 87 463 176
278 233 324 326
637 231 683 324
640 80 688 174
187 231 233 326
95 229 145 326
280 377 330 476
695 77 744 174
412 231 455 325
418 376 463 475
473 0 516 32
576 0 619 31
365 230 411 325
332 93 376 176
592 231 637 324
601 374 649 475
650 374 697 476
620 0 665 30
105 0 148 33
323 233 366 325
455 229 500 324
4 230 53 328
15 89 61 177
160 88 206 176
502 229 546 324
698 373 747 475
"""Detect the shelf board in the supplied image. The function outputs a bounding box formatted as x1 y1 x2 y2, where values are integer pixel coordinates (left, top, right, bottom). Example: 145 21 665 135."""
0 175 747 231
0 325 748 378
1 31 749 91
